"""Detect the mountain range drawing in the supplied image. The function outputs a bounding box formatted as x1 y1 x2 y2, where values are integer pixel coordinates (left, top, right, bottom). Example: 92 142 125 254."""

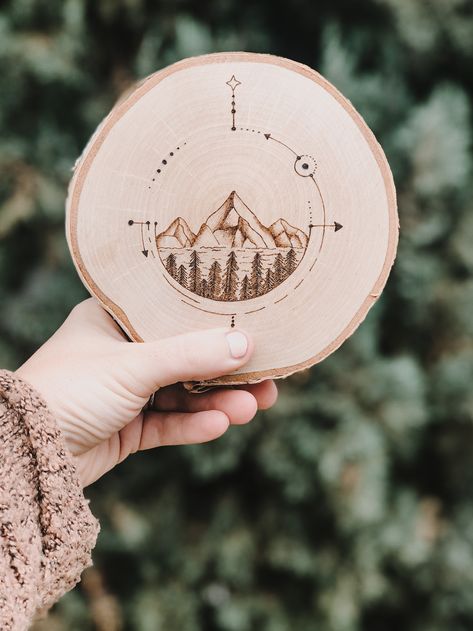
156 191 308 301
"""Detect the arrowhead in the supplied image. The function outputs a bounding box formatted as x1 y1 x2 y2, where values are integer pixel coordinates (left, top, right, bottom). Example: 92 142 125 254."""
334 222 343 232
264 133 271 140
142 250 149 257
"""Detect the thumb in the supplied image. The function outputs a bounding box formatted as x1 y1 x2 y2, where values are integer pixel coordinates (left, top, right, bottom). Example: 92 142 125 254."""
125 328 253 392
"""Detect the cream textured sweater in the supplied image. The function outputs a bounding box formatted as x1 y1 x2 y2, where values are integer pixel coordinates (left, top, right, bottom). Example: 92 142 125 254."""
0 369 100 630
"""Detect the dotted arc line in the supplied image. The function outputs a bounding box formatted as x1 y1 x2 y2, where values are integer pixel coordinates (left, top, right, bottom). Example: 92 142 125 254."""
149 142 187 189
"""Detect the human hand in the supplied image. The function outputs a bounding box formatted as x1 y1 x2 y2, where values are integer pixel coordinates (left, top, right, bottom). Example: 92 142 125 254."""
15 298 277 486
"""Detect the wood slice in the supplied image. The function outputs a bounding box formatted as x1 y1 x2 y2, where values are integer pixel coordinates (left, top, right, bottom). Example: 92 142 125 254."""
66 52 398 388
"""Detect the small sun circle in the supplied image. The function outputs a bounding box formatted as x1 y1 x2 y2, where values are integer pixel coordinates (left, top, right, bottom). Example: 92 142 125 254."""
294 155 317 177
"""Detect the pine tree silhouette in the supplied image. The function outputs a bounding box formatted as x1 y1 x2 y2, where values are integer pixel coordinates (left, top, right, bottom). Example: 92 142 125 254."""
285 248 297 278
240 275 250 300
273 252 287 285
264 267 275 294
188 250 202 294
165 252 177 279
201 278 209 298
208 260 223 300
177 264 188 289
222 250 239 301
250 251 264 297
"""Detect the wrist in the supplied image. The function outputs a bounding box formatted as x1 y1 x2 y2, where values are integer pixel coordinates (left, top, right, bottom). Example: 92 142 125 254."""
14 365 71 449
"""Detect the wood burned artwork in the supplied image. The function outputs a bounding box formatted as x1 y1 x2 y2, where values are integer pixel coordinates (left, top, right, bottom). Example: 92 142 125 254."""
154 190 313 302
66 52 398 387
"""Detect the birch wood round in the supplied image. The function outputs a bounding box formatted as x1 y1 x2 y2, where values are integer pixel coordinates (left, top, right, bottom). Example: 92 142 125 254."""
66 52 398 389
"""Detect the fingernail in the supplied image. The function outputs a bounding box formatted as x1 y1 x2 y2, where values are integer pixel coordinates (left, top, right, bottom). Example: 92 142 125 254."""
226 331 248 358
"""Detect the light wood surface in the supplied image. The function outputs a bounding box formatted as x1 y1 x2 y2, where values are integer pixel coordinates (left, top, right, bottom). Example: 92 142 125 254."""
66 52 398 387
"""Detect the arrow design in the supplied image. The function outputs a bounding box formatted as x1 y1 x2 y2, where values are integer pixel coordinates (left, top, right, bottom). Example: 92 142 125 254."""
263 135 342 242
264 133 298 157
141 223 148 257
309 222 343 232
128 219 150 257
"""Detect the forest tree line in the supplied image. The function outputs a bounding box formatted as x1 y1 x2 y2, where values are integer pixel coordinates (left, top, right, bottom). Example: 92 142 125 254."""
164 248 299 301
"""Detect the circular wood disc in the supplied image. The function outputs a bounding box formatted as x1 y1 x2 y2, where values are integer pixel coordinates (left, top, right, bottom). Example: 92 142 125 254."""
66 52 398 387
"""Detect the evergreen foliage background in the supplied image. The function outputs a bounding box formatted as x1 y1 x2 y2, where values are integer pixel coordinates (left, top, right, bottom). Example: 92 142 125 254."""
1 1 472 629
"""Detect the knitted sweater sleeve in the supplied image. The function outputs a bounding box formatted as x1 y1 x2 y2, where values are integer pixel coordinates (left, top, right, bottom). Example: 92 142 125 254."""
0 369 100 630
